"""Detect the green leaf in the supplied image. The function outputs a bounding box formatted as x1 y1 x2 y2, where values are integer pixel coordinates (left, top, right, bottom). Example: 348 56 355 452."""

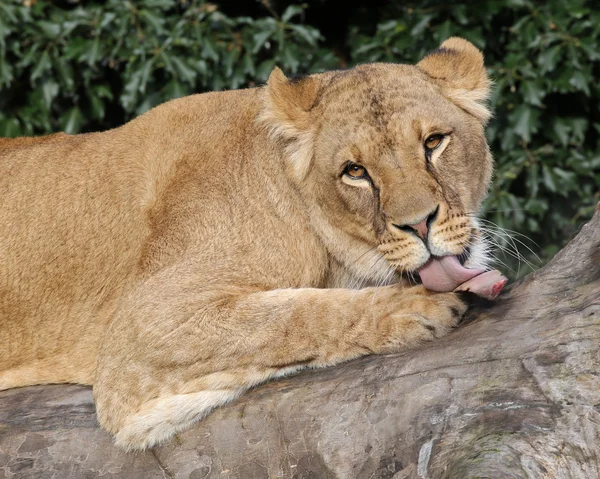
89 90 105 120
521 82 544 107
256 59 276 82
201 37 219 61
553 119 570 147
171 56 196 85
537 45 561 74
289 24 319 46
569 70 591 96
163 79 187 98
94 84 114 100
243 53 255 76
281 5 304 23
61 106 83 134
52 57 75 90
135 91 163 116
143 0 175 9
282 46 299 73
30 51 52 83
0 117 21 137
0 3 18 24
140 9 166 34
80 36 101 66
121 69 143 112
378 20 398 33
99 12 117 29
411 15 433 36
526 162 539 198
252 29 273 54
41 79 59 110
542 165 557 193
0 62 13 87
510 105 537 143
37 21 60 38
553 167 576 185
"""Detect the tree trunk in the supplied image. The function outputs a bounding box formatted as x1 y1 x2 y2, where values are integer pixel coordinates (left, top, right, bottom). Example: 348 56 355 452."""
1 204 599 479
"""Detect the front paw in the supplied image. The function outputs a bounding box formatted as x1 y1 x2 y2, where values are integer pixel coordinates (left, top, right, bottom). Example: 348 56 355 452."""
374 287 467 353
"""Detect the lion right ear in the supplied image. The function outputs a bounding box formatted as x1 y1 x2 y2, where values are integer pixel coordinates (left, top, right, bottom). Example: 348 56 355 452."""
260 67 320 180
417 37 492 123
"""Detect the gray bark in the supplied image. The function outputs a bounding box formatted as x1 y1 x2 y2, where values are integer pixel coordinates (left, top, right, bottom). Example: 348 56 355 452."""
1 204 599 479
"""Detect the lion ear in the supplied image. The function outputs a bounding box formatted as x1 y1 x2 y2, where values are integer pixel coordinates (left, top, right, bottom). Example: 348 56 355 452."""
260 67 320 180
417 37 492 123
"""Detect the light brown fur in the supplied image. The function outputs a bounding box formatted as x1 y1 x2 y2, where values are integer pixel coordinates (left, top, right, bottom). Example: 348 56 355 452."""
0 38 494 449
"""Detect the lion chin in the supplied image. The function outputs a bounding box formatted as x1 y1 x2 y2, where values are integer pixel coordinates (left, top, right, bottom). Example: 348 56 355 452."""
0 37 503 450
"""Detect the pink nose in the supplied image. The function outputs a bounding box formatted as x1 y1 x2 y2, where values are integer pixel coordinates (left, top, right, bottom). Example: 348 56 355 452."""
410 219 429 239
393 206 438 240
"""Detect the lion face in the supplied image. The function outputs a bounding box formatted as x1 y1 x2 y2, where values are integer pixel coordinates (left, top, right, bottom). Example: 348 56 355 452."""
262 38 494 283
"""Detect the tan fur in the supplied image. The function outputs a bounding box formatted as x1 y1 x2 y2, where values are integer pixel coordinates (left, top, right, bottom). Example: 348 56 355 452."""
0 39 494 450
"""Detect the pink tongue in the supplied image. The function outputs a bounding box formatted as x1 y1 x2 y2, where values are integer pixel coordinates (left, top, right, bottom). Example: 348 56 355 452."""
418 256 507 299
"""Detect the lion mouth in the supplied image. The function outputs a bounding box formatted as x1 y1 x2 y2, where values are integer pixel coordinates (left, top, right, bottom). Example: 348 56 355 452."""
417 255 507 299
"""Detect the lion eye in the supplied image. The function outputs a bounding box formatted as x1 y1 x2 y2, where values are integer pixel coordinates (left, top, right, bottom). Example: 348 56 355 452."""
424 134 444 151
344 162 368 179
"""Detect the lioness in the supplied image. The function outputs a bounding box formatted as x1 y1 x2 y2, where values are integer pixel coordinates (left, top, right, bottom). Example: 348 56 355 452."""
0 38 505 450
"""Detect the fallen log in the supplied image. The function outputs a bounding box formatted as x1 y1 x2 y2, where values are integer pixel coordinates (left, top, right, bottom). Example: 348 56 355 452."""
1 204 599 479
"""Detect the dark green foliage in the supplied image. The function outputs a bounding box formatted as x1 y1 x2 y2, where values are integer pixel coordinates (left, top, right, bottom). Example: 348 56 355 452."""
0 0 337 135
1 0 598 276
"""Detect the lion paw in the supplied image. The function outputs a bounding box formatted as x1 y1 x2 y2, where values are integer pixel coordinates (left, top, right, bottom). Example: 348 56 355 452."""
374 287 467 353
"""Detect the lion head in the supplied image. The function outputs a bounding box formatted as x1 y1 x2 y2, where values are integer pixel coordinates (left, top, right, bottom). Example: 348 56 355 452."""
261 37 494 289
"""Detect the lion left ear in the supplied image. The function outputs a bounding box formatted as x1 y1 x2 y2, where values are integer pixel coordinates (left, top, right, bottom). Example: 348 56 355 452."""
260 67 320 180
417 37 492 123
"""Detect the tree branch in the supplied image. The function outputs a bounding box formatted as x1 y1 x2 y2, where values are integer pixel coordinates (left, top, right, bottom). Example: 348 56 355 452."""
1 204 599 478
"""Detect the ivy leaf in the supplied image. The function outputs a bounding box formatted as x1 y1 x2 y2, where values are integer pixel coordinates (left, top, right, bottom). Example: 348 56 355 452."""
52 57 75 90
510 105 538 143
201 36 219 61
243 53 255 76
411 15 433 36
252 29 274 54
256 59 276 81
171 56 196 85
163 79 187 98
569 70 591 96
0 117 21 137
282 46 300 73
521 82 544 107
553 119 570 148
542 165 557 193
121 69 143 112
281 5 304 23
80 36 101 66
526 163 539 198
538 45 561 74
88 90 105 119
0 62 13 87
288 24 319 46
61 106 83 134
140 9 166 34
37 21 60 39
30 51 52 83
41 79 59 110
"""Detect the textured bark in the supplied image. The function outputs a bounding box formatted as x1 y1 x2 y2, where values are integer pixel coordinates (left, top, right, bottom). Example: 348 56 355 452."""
1 204 599 479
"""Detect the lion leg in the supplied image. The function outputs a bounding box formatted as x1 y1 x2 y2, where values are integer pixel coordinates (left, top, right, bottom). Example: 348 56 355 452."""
113 364 308 450
114 389 241 450
95 284 466 450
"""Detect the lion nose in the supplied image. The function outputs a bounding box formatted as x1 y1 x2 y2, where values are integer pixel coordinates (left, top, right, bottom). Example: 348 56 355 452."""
409 218 429 239
394 206 439 240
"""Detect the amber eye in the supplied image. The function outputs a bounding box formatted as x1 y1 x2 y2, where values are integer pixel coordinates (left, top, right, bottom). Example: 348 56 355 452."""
344 162 368 179
424 134 444 151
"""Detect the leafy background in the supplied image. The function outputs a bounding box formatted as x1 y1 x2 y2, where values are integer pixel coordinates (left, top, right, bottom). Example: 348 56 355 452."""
1 0 599 277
